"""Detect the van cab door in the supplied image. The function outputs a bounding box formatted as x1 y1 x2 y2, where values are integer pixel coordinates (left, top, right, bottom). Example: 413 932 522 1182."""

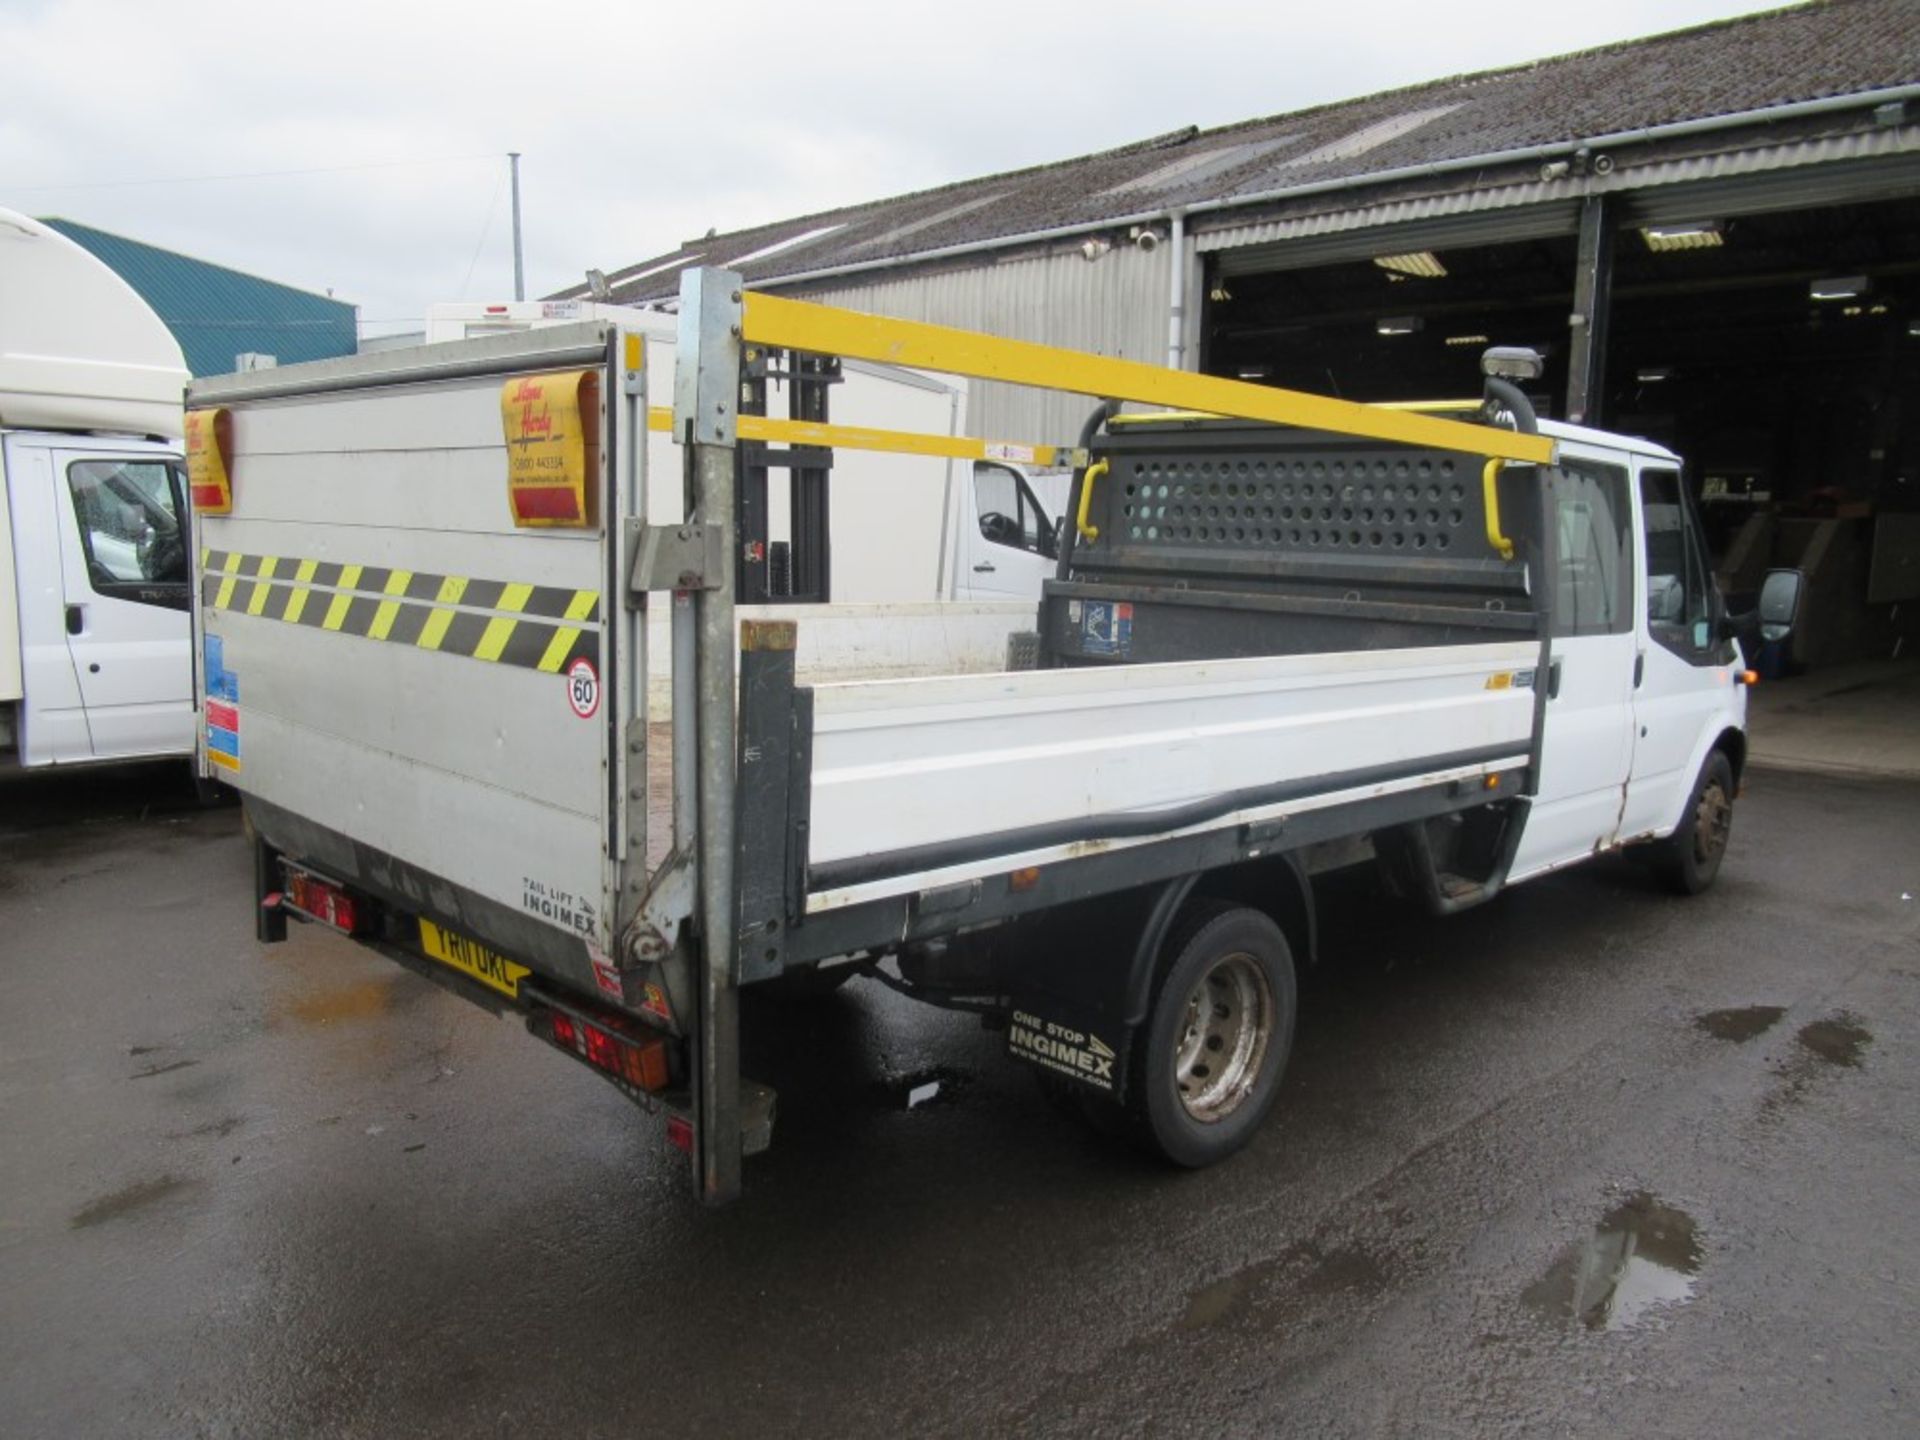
1509 457 1639 879
960 461 1059 600
1617 462 1739 843
51 446 195 760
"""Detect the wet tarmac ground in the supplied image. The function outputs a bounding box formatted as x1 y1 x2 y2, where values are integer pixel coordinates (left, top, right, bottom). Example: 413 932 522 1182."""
1 764 1916 1437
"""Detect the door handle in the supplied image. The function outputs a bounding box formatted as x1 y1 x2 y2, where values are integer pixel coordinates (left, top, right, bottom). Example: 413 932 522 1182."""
1547 658 1563 699
65 604 84 636
1633 651 1645 688
972 563 996 573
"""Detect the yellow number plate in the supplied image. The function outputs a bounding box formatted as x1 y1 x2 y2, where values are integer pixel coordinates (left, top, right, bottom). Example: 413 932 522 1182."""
418 918 531 999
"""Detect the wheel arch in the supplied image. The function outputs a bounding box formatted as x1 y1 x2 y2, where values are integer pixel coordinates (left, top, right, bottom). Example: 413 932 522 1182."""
1120 853 1316 1029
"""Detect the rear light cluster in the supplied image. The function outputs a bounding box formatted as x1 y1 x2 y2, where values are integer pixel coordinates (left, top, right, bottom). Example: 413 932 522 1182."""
273 864 364 935
535 1007 672 1095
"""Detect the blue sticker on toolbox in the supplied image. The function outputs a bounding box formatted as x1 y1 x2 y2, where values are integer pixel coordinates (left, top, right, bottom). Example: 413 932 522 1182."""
1080 600 1133 657
203 633 238 703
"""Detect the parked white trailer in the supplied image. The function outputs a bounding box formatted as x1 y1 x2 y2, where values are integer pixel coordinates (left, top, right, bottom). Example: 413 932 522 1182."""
193 276 1800 1204
1 209 191 768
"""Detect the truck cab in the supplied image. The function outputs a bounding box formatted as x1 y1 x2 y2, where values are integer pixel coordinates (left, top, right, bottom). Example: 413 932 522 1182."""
2 207 208 770
2 432 192 765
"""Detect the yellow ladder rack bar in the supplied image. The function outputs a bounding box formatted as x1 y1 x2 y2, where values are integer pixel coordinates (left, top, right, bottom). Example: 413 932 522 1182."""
740 291 1556 467
647 406 1068 468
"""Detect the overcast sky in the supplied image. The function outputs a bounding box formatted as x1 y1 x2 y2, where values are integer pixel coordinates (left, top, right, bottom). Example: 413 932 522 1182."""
1 0 1793 335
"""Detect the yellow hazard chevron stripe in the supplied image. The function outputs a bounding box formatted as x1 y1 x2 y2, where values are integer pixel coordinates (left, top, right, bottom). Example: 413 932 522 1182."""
198 550 600 677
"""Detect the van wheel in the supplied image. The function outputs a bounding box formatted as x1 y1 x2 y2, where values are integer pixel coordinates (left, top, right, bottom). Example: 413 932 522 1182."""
1124 901 1296 1168
1655 751 1734 895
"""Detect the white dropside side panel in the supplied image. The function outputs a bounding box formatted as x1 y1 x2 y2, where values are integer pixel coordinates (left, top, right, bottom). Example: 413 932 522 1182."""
195 358 613 948
0 210 188 440
807 641 1539 901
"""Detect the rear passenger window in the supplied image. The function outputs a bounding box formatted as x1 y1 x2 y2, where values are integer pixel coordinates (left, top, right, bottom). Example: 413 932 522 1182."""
1550 462 1631 637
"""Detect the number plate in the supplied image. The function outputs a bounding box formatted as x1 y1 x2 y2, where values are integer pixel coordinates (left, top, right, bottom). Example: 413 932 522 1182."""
418 918 531 999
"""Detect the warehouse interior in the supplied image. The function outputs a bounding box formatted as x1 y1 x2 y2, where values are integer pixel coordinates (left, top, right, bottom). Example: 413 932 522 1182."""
1200 191 1920 661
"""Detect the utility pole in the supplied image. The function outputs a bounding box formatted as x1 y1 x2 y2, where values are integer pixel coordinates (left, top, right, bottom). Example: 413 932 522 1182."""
508 151 525 302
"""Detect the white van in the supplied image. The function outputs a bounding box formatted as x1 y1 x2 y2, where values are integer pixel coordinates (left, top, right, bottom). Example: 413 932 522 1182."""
0 209 191 768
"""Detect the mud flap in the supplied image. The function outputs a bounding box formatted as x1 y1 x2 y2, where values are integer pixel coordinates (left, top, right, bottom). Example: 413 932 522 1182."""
1007 997 1129 1098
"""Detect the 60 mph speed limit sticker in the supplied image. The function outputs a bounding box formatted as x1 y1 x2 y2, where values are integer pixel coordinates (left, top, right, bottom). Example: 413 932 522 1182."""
566 658 600 719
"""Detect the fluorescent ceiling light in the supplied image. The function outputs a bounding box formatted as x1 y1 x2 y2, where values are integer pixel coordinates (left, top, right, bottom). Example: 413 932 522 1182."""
1641 223 1722 252
1444 333 1489 347
1376 316 1424 336
1237 365 1271 380
1637 367 1672 383
1374 251 1447 279
1810 275 1869 301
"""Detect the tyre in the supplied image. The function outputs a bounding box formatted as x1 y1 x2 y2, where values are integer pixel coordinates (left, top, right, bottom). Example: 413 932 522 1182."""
1123 900 1297 1168
1653 750 1735 896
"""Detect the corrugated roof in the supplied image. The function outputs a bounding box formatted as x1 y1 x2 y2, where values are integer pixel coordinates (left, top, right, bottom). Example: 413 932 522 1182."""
40 219 358 377
558 0 1920 305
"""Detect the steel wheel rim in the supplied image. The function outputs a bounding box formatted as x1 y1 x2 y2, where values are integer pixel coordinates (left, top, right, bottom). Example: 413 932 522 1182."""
1694 780 1731 863
1174 951 1273 1123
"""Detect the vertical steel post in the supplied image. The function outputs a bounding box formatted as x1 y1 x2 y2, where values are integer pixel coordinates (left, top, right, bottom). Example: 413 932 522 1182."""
509 152 526 303
1565 193 1614 427
674 268 744 1205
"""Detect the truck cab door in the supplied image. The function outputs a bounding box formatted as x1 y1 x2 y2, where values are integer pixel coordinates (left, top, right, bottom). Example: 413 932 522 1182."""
960 461 1059 600
1617 462 1739 843
1509 458 1639 879
52 447 194 760
3 436 92 763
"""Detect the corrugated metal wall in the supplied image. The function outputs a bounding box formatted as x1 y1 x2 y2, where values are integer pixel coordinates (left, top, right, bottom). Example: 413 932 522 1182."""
798 242 1175 447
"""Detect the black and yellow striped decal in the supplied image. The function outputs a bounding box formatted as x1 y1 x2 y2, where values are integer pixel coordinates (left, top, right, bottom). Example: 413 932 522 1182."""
200 550 600 676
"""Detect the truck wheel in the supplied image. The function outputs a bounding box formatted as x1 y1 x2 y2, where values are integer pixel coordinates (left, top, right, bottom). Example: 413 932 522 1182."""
1654 751 1734 896
1125 901 1296 1168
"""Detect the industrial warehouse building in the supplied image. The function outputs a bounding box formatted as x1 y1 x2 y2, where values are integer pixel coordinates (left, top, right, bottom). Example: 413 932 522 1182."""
40 218 357 378
565 0 1918 662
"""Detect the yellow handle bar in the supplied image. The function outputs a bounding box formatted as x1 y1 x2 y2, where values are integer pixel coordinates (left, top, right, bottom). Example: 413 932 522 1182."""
1077 458 1110 542
1483 458 1515 561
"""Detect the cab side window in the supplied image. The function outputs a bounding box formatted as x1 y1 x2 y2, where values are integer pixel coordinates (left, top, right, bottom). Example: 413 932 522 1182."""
973 462 1056 559
1550 462 1632 637
65 460 190 605
1639 467 1711 658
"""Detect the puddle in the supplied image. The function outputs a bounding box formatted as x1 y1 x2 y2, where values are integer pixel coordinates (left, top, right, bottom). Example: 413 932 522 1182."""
277 976 413 1027
69 1174 192 1229
1179 1271 1252 1330
1695 1005 1786 1043
1797 1016 1870 1068
1524 1193 1702 1332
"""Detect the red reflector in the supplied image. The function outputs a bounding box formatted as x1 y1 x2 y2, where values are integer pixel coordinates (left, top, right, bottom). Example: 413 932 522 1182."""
205 699 240 732
550 1013 577 1048
189 483 229 509
666 1115 694 1153
510 485 583 522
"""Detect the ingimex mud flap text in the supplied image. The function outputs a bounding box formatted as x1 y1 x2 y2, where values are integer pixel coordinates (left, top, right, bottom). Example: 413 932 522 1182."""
1007 1001 1128 1096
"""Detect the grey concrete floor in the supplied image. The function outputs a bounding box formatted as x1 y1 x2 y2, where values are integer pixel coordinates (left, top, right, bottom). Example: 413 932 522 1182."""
1 761 1916 1438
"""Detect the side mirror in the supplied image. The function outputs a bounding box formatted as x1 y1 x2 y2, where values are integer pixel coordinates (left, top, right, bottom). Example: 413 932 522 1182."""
1758 567 1805 643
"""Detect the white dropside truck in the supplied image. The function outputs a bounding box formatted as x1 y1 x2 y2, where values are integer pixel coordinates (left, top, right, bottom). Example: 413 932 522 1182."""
1 208 192 769
191 270 1800 1203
